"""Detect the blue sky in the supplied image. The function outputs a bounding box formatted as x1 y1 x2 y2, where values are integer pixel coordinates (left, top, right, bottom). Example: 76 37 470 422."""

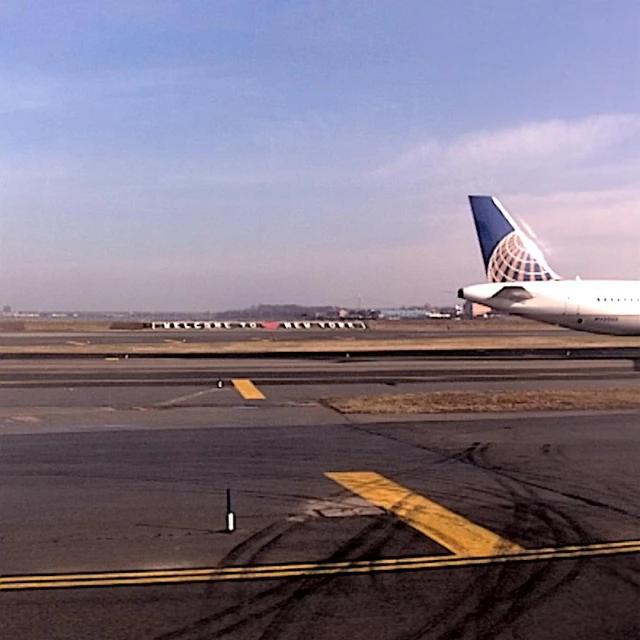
0 1 638 310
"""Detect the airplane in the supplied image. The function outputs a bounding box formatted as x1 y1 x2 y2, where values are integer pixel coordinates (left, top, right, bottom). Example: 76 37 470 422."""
458 195 640 335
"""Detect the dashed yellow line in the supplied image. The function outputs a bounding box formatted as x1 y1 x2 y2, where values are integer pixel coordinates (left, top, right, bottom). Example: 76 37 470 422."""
232 379 265 400
326 471 524 557
2 540 639 591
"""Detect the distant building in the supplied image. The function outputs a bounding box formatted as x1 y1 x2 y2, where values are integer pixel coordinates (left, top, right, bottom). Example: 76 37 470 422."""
462 300 492 318
380 308 429 320
2 305 11 315
339 308 380 320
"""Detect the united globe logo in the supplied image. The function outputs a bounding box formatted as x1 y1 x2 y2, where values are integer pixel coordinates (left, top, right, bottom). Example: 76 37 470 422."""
487 232 556 283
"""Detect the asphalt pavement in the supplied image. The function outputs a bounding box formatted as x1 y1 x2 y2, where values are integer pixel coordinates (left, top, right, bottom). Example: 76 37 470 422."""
0 357 638 639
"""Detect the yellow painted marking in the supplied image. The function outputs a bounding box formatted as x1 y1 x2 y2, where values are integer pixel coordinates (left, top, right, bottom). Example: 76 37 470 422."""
1 540 639 591
326 472 524 557
232 379 265 400
104 357 120 361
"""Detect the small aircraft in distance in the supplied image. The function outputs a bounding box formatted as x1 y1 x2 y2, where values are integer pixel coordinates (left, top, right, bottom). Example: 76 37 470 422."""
458 196 640 335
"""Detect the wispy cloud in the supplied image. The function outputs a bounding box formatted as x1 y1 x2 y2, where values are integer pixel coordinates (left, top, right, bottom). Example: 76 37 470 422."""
505 188 640 278
447 114 640 166
371 113 640 184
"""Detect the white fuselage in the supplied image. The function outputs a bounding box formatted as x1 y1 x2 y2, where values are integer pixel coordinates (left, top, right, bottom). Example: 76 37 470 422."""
460 280 640 335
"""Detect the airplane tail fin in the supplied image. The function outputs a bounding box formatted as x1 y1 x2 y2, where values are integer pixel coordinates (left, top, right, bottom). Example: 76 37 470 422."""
468 196 560 283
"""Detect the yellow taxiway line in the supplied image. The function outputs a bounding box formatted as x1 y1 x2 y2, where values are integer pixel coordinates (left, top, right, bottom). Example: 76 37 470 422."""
231 379 266 400
5 471 635 592
326 471 524 557
2 540 639 591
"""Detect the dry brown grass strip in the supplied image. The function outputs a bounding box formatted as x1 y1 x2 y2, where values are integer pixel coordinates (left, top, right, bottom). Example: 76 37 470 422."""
325 388 640 414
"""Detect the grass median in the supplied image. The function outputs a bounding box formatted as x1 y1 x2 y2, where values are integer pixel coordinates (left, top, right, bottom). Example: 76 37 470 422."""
325 388 640 414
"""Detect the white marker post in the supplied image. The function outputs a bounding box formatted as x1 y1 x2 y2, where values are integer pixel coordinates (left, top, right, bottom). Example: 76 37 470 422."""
226 488 236 533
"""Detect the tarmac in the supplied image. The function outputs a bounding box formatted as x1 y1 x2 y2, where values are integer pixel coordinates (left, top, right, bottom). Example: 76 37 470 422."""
0 350 639 639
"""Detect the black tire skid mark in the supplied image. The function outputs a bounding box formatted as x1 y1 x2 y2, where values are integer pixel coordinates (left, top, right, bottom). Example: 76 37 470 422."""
343 421 464 465
403 426 636 638
546 442 640 519
337 423 639 638
377 441 589 640
533 445 640 594
395 431 640 639
449 440 637 521
552 448 640 568
401 439 592 640
468 443 587 546
322 427 596 638
343 426 603 538
150 520 301 640
342 425 521 512
358 423 638 519
253 516 408 640
497 441 639 520
440 442 591 640
150 421 434 640
219 521 297 567
155 424 637 639
151 515 403 640
253 439 590 640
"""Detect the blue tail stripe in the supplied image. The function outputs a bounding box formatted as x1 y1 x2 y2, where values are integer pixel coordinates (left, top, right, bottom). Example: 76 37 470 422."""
469 196 514 269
